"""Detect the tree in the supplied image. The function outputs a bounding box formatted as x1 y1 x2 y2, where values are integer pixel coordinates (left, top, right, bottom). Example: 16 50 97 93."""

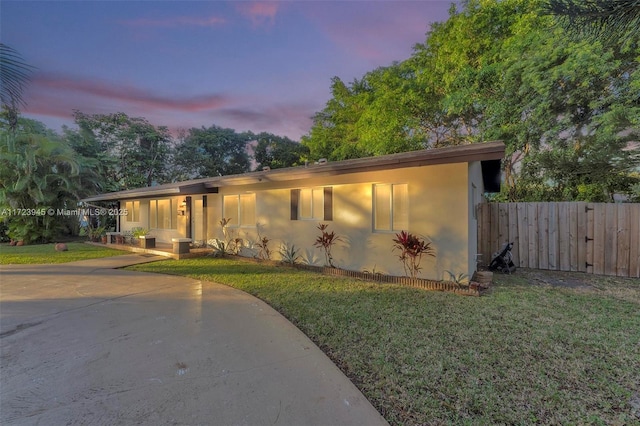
303 0 639 201
0 116 95 242
252 132 309 170
0 44 35 131
173 125 251 179
544 0 640 42
302 76 370 161
0 43 34 109
72 111 172 190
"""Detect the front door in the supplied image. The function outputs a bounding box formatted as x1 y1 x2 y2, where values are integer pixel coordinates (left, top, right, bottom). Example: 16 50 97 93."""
192 197 204 244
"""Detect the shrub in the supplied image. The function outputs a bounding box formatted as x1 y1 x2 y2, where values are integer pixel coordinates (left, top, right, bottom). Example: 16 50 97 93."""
279 241 300 265
392 230 435 278
313 223 342 267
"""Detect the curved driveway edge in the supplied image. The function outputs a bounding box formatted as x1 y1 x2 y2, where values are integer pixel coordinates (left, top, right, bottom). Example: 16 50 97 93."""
0 255 388 425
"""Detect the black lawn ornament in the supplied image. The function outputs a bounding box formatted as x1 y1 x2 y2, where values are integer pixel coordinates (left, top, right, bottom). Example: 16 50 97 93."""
488 242 517 274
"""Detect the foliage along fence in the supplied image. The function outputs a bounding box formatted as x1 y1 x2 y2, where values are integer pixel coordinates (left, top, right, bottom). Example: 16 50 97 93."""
477 202 640 278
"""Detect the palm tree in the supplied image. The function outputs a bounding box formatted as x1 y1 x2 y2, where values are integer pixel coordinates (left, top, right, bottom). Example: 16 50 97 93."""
0 132 84 242
0 43 34 109
544 0 640 42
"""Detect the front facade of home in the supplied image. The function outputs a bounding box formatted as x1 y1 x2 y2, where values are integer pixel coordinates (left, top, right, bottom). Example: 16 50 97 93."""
83 142 505 279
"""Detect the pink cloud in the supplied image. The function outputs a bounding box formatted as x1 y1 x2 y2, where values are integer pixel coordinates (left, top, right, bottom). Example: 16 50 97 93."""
21 73 313 140
218 102 314 139
236 2 279 27
28 73 230 113
120 15 226 28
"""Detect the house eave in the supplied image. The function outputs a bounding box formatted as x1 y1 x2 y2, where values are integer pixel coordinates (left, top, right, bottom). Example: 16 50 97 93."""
81 141 505 202
81 183 218 203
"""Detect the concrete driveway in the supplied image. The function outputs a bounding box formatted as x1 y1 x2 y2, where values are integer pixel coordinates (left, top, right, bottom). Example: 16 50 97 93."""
0 255 387 425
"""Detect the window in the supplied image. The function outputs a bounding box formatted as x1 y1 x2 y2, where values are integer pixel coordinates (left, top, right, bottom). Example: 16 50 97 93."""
290 187 332 221
223 194 255 227
149 199 177 229
373 183 408 232
125 201 139 222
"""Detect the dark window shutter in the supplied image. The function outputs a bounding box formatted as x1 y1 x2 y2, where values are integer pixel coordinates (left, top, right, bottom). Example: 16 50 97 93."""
290 189 300 220
324 187 333 221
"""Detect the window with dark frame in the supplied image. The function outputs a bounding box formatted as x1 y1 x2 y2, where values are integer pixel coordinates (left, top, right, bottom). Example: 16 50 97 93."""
290 187 332 221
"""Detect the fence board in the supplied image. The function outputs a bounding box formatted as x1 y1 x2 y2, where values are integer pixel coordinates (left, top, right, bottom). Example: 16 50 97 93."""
576 202 587 272
616 204 630 277
630 205 640 278
477 202 640 278
604 204 618 276
586 204 594 273
490 204 500 258
527 203 538 269
498 203 509 246
539 203 550 270
517 203 528 267
592 204 606 275
558 203 570 271
549 203 560 270
508 203 520 267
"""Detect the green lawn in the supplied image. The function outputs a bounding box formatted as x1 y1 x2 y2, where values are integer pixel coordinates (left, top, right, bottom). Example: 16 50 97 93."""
0 242 126 264
129 258 640 425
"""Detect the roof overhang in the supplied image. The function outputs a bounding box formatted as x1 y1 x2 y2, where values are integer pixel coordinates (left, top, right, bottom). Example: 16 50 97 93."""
81 141 505 203
82 182 218 203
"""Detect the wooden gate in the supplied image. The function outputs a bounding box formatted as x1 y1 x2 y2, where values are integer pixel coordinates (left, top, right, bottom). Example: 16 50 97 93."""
477 202 640 278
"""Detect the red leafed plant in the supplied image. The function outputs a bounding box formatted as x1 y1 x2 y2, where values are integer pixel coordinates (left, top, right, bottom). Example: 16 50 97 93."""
314 223 342 267
392 230 435 278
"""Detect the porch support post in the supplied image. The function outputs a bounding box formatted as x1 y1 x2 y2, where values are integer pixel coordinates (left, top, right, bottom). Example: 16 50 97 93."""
185 196 192 239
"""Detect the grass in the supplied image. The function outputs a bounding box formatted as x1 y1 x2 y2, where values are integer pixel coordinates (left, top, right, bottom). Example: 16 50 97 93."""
129 257 640 425
0 242 127 264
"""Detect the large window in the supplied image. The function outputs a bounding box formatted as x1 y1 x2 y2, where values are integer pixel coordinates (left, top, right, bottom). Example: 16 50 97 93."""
373 183 408 232
149 199 177 229
125 201 139 222
223 194 255 227
290 187 332 221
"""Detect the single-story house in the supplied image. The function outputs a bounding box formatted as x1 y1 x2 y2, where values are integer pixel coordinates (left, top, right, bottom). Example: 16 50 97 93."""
82 141 505 279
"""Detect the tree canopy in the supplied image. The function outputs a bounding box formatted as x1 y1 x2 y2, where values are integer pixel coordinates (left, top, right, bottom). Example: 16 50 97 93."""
544 0 640 43
302 0 640 201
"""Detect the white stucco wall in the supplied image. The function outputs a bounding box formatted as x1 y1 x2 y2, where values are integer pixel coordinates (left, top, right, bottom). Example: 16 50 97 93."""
204 162 471 279
119 162 478 278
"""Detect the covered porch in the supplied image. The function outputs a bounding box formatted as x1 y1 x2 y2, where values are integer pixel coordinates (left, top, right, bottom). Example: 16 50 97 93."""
87 240 213 260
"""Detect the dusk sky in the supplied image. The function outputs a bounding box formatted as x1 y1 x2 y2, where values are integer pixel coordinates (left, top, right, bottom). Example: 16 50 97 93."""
3 1 456 140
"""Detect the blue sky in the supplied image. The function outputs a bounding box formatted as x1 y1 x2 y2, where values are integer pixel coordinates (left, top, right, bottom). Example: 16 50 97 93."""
2 1 455 139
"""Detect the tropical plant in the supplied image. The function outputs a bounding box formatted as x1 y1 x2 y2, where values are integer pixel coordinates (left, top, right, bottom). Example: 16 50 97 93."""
82 224 106 242
131 227 149 238
212 217 242 255
313 223 342 267
208 238 232 257
445 270 470 287
392 231 435 278
278 241 300 265
255 224 271 260
0 125 89 243
0 43 34 114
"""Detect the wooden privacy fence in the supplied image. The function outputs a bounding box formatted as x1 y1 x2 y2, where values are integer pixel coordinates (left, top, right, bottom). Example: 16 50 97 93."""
477 202 640 278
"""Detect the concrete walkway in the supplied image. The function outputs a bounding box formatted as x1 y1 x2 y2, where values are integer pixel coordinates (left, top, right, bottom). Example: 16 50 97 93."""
0 255 388 425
